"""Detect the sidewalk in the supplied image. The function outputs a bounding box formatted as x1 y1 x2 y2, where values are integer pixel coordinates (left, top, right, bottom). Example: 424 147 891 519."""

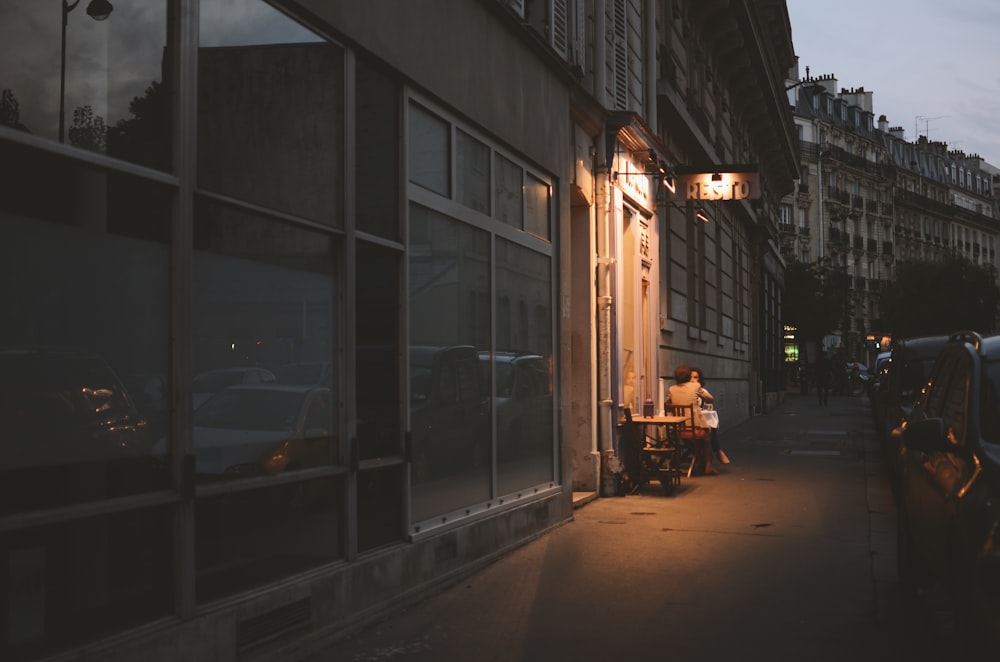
303 392 902 661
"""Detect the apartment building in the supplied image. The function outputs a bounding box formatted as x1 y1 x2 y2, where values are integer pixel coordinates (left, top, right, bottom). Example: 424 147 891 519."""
781 67 1000 365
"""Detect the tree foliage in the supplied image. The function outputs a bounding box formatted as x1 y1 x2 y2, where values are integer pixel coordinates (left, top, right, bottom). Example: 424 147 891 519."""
881 257 999 337
782 260 847 343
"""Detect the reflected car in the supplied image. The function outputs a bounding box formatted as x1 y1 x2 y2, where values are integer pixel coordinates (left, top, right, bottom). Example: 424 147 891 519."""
192 366 276 409
410 345 488 483
895 332 1000 656
275 361 333 386
189 384 333 478
0 347 157 513
481 351 553 461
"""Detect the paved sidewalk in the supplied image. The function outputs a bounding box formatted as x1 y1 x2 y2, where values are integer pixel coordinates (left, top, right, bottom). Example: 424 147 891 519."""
303 392 905 662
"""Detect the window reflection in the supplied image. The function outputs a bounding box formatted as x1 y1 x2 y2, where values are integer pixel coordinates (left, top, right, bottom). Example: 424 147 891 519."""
198 0 344 226
409 205 491 522
0 2 171 169
494 240 554 494
0 144 171 515
192 197 338 482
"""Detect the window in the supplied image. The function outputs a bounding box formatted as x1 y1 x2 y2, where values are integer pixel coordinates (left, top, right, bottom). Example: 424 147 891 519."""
409 104 451 196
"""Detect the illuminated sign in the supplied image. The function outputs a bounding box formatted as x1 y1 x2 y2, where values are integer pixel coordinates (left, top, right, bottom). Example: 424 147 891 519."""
666 165 760 201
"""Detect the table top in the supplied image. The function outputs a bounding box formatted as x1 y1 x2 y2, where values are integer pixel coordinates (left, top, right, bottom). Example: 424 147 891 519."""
630 415 688 424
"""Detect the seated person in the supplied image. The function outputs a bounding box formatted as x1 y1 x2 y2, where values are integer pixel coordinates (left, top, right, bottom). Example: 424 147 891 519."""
666 365 718 475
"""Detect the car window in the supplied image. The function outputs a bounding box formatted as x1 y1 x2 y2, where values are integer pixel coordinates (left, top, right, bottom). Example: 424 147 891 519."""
982 363 1000 446
925 350 969 447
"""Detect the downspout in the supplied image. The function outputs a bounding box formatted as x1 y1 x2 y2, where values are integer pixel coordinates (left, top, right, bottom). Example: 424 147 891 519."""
594 0 618 494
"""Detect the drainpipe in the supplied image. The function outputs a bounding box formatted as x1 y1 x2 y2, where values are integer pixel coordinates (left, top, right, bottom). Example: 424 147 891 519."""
593 0 620 495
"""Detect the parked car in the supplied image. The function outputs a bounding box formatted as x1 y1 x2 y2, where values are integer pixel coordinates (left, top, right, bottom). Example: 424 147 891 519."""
873 334 949 479
188 383 333 477
192 366 276 409
894 331 1000 656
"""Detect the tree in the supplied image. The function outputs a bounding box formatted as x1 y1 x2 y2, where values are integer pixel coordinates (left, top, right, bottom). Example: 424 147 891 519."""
1 88 29 131
881 257 1000 337
783 259 847 347
68 105 107 152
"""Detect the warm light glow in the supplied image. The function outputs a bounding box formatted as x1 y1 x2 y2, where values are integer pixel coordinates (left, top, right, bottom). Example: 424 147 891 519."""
695 208 712 223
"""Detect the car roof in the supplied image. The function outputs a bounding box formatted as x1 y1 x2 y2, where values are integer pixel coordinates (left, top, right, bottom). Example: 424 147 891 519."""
892 334 950 358
943 331 1000 360
219 384 322 395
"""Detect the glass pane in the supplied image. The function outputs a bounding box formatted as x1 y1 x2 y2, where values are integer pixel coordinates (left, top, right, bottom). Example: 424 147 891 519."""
494 154 523 229
409 205 491 522
457 130 490 214
0 144 171 515
192 197 339 481
0 2 171 169
524 174 550 240
1 506 173 660
358 465 404 552
195 477 343 603
356 59 399 240
495 240 554 494
356 242 402 460
198 0 344 226
408 104 449 196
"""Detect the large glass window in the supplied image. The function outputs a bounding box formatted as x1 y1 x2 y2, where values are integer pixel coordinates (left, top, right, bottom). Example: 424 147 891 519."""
0 2 171 169
0 0 173 170
494 241 554 495
0 144 172 515
198 0 343 226
409 205 491 522
356 60 399 240
408 104 450 196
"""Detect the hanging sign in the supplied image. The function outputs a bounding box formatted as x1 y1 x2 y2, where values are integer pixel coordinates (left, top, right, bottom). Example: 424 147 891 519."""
666 166 760 201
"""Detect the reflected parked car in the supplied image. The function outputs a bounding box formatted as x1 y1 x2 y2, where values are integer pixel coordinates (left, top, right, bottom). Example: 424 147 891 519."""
275 361 333 386
481 351 553 461
895 331 1000 656
872 334 948 480
192 366 276 409
410 345 488 483
0 347 158 513
189 384 333 477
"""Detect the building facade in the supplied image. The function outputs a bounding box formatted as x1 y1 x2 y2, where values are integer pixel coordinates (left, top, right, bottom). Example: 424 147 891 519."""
0 1 795 660
781 66 1000 367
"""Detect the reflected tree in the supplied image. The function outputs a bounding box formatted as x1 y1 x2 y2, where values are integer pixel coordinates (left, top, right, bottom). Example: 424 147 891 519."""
0 89 29 131
108 80 170 170
69 104 107 151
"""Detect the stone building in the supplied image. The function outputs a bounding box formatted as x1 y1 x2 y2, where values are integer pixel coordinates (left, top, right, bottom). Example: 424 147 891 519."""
781 66 1000 367
0 1 795 660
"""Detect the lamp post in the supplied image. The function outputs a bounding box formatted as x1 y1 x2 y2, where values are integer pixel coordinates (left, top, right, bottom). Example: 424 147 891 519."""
59 0 113 143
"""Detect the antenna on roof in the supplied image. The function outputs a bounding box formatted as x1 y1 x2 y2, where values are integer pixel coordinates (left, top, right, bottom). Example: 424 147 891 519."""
915 115 949 140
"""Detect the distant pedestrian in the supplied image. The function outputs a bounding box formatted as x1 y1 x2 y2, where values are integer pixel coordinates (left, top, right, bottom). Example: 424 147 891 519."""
815 354 831 405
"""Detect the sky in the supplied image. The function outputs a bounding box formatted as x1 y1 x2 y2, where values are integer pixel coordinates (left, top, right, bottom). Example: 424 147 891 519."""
785 0 1000 167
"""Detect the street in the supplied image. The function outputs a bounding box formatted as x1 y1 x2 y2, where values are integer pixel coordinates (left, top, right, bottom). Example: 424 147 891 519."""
302 393 947 662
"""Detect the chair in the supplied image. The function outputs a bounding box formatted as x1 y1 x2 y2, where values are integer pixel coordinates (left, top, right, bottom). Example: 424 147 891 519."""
620 408 681 495
663 403 710 478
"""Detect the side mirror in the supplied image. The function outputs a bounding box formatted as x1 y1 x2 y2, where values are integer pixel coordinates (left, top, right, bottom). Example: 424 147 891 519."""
899 417 951 453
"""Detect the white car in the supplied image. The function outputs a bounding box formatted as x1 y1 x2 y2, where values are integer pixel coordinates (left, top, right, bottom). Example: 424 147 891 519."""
192 367 276 409
189 384 332 477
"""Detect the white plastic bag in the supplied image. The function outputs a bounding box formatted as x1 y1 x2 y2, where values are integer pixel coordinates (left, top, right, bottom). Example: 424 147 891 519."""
702 409 719 429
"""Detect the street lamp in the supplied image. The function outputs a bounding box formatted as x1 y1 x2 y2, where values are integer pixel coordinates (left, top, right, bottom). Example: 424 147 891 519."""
59 0 113 143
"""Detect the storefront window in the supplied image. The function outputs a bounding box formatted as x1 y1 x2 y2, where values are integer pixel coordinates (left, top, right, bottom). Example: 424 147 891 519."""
356 60 399 240
494 154 523 228
192 197 339 482
0 2 171 170
0 144 172 515
409 204 491 522
494 240 554 495
198 0 344 226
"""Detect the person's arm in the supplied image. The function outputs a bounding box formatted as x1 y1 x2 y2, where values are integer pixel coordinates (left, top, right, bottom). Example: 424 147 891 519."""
697 386 714 404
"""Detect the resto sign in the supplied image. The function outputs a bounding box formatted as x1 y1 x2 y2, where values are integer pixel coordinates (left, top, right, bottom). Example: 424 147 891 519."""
668 168 760 201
